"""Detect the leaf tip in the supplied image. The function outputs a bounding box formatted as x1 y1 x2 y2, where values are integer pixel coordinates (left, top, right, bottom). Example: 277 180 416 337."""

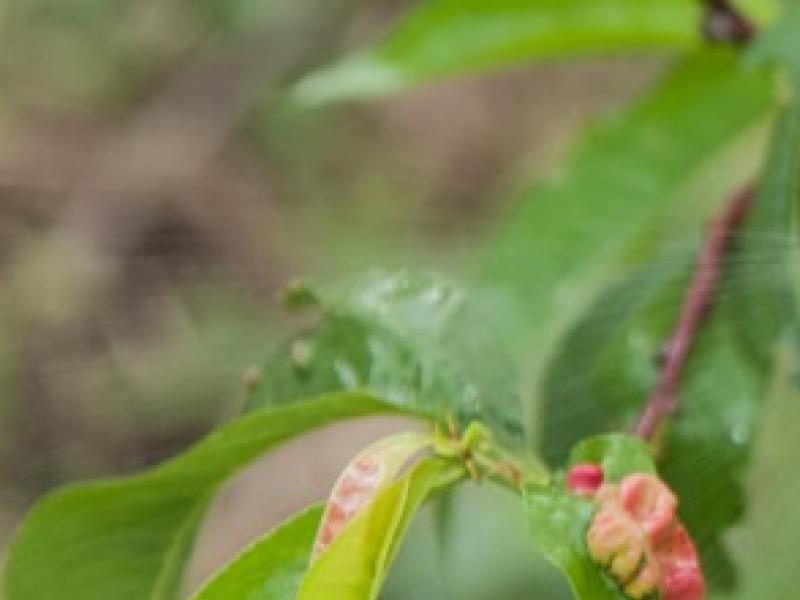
291 56 408 106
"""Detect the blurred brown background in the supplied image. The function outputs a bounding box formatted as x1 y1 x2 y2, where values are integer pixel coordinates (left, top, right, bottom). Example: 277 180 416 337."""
0 0 663 595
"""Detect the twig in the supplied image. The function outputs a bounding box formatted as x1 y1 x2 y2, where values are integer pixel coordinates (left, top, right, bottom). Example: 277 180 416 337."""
634 186 754 440
702 0 756 45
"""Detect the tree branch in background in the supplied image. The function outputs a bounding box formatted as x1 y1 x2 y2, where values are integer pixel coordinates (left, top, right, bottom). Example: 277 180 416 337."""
634 186 754 440
702 0 756 45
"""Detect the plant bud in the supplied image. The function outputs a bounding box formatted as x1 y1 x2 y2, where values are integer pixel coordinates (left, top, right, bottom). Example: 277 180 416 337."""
566 463 604 496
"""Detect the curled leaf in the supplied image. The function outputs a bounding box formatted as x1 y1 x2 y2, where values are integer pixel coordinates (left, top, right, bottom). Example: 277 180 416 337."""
566 463 605 497
585 473 705 600
298 458 465 600
313 431 432 559
2 393 418 600
524 435 659 600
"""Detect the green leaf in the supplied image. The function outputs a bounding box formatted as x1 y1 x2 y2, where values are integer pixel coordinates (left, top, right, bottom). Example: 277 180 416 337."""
297 458 464 600
727 346 800 597
250 270 526 445
668 106 800 594
538 246 770 590
3 392 423 600
478 47 772 462
748 2 800 79
567 434 656 482
482 48 773 352
715 65 800 598
480 49 772 595
524 435 655 600
486 60 776 577
735 0 781 24
730 101 800 367
293 0 701 103
526 485 625 600
539 254 693 464
190 506 323 600
654 315 763 590
152 497 215 600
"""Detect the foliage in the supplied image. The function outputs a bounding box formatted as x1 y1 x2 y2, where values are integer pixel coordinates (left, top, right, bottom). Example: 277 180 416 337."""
293 0 702 103
5 1 800 600
248 270 526 445
525 435 657 600
4 394 419 600
296 458 464 600
190 506 323 600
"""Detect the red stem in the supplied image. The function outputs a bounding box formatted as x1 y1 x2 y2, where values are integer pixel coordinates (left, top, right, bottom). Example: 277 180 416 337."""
634 186 754 440
702 0 755 44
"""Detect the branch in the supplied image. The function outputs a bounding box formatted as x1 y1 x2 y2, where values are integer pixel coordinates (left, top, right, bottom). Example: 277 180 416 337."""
702 0 756 45
634 186 754 440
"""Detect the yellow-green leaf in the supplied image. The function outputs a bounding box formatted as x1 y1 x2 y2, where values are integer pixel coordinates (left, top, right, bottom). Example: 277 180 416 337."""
297 458 464 600
4 393 426 600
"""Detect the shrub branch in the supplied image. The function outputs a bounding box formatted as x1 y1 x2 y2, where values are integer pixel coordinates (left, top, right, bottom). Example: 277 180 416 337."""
634 186 754 440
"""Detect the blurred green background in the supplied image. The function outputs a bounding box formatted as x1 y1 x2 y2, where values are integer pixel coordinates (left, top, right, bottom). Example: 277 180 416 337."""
2 1 787 599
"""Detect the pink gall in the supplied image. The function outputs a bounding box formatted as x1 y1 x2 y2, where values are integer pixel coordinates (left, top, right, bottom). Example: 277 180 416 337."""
584 472 705 600
566 463 604 497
